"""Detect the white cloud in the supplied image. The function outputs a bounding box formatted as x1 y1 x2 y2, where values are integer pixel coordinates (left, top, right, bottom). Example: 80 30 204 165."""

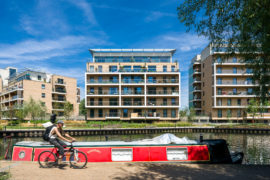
0 35 108 63
68 0 97 26
145 11 176 22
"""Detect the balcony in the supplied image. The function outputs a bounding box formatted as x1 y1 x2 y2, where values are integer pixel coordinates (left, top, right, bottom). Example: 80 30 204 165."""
0 86 23 96
216 70 253 76
122 91 144 95
52 88 66 94
87 91 119 95
216 81 256 86
147 91 179 95
147 79 179 84
55 81 66 86
122 101 144 106
105 112 121 120
86 80 119 84
52 98 66 102
147 102 179 106
87 101 119 107
216 91 256 97
121 80 144 84
86 69 180 73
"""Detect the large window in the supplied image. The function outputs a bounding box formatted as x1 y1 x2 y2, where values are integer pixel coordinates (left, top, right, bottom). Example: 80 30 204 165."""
163 109 167 117
95 56 170 63
233 78 237 85
98 109 103 117
133 66 142 72
217 67 222 74
218 109 222 117
90 109 94 118
233 67 237 74
163 66 167 72
148 66 156 72
109 87 118 95
123 66 131 72
171 109 176 118
109 66 117 72
123 109 128 117
227 99 232 106
217 78 222 85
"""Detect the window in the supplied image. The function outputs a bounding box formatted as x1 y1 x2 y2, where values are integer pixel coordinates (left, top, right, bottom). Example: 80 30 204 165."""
163 66 167 72
110 76 118 83
233 67 237 74
217 67 222 74
233 78 237 85
38 75 41 80
218 109 222 117
134 87 142 94
163 87 167 94
123 98 131 106
98 66 102 72
171 98 176 105
109 66 117 72
163 98 167 105
98 87 103 95
98 76 103 83
237 99 241 106
98 109 103 117
246 78 252 84
123 109 128 117
123 87 131 95
133 66 141 72
90 98 94 106
232 57 237 63
233 88 237 95
217 78 222 85
90 109 94 118
123 66 132 72
42 93 45 98
247 88 253 95
217 99 222 106
148 66 156 72
90 88 94 94
90 66 94 72
171 66 175 72
246 68 253 74
41 84 45 89
216 57 222 63
163 109 167 117
171 109 176 118
90 77 94 83
218 88 222 95
98 98 103 106
227 109 232 117
109 87 118 95
237 109 242 117
227 99 232 106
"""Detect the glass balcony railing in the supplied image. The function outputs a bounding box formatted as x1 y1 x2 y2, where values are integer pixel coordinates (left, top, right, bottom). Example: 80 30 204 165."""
87 101 119 106
86 69 180 73
87 80 119 84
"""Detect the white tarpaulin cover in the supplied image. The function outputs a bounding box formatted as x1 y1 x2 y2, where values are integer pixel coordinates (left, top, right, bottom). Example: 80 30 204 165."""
15 133 198 147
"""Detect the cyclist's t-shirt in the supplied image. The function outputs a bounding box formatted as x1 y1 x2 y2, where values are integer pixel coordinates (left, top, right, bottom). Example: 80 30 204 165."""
49 127 58 139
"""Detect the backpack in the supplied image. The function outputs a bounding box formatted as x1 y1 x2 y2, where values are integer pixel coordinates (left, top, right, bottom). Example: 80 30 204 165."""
43 125 55 141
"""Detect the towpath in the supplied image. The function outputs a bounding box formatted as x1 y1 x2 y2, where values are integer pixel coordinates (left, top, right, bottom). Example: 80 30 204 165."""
1 161 270 180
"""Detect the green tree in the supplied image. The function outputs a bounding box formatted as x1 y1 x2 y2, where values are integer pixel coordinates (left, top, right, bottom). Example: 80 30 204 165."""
247 99 260 123
187 107 196 122
79 98 86 116
178 0 270 103
179 107 188 121
14 104 27 122
64 101 73 120
24 97 47 123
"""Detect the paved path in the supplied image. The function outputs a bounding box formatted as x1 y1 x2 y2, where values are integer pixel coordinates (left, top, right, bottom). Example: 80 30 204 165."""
1 161 270 180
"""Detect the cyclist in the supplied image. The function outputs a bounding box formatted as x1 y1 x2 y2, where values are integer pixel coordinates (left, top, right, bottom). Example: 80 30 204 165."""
49 120 76 164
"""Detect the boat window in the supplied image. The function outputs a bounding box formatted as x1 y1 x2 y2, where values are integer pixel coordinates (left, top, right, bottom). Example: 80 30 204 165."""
167 148 188 161
111 148 133 161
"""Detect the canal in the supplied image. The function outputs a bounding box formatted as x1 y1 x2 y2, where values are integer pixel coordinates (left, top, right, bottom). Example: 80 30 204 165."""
1 133 270 165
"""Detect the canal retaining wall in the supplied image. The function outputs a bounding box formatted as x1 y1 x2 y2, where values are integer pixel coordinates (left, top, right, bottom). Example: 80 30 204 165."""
1 127 270 138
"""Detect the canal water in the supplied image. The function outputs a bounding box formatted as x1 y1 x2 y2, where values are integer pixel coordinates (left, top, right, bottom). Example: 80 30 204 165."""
1 133 270 165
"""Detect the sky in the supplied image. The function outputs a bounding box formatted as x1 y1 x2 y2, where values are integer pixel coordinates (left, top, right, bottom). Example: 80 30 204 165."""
0 0 209 108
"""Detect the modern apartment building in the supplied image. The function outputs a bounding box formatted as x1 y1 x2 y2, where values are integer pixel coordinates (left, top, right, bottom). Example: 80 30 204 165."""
85 49 181 121
0 68 80 117
189 44 270 122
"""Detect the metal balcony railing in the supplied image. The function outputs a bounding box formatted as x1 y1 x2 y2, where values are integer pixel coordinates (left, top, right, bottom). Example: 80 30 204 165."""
147 79 178 83
86 69 180 73
147 91 179 95
87 80 119 84
87 101 119 106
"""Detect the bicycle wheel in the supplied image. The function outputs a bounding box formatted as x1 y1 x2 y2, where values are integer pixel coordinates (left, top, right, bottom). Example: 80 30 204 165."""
38 151 57 168
69 150 87 169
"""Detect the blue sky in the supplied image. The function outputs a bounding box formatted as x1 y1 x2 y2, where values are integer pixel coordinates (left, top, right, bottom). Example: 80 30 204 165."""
0 0 208 108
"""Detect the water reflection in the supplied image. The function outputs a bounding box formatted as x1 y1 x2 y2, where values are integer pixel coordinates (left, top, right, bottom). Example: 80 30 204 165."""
1 133 270 165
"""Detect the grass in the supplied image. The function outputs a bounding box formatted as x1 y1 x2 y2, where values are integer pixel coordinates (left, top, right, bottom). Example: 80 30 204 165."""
0 172 11 180
2 120 194 130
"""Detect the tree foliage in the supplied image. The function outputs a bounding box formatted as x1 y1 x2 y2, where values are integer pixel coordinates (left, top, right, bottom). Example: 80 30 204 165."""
178 0 270 103
79 98 86 116
24 97 47 122
179 107 188 121
64 101 73 120
246 98 260 123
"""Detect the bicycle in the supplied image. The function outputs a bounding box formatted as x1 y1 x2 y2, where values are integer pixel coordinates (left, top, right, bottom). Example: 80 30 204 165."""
38 142 88 169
